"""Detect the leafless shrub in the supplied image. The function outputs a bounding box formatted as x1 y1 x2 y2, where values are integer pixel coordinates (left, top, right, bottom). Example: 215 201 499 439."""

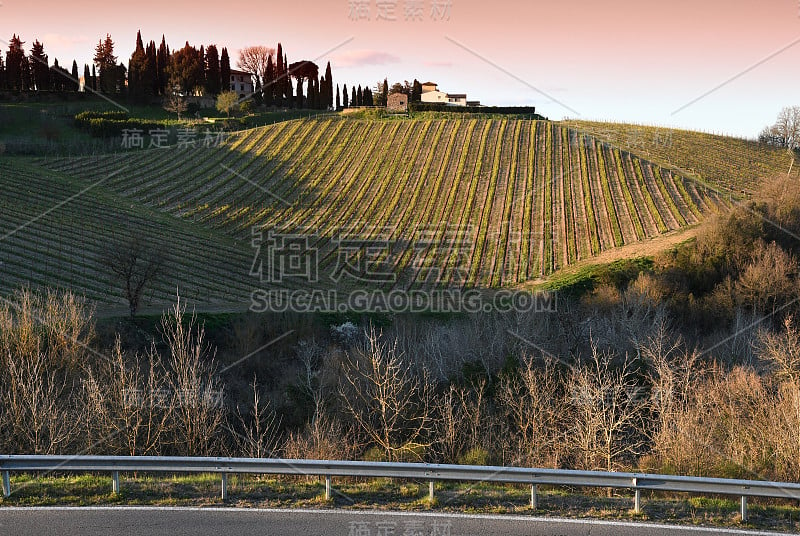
282 415 355 461
0 350 82 454
735 240 797 315
229 377 281 458
82 339 172 455
161 296 226 455
496 355 564 468
568 343 648 472
337 327 435 461
433 379 489 463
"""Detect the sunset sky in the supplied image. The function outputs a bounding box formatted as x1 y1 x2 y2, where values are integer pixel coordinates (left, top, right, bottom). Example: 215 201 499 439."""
3 0 799 137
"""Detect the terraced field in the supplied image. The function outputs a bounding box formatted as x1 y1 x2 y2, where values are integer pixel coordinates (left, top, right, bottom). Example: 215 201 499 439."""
0 117 729 306
562 120 796 194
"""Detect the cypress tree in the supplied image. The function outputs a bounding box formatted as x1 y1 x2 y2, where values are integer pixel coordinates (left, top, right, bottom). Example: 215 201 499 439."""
128 30 147 101
264 54 275 106
197 45 205 92
336 84 341 110
70 60 79 91
205 44 220 95
411 79 422 102
82 64 90 92
356 85 362 107
276 43 284 105
342 83 348 108
220 47 231 93
351 86 356 107
324 61 333 109
156 35 169 95
283 52 290 102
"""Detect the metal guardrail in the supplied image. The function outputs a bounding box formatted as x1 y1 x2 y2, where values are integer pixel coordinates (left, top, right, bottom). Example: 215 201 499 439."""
3 455 800 522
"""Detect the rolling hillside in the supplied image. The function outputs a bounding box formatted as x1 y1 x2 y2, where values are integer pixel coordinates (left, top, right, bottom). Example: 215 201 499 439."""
563 120 796 194
0 116 742 307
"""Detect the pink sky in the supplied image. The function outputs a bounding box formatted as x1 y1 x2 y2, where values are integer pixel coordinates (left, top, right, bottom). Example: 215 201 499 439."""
3 0 800 137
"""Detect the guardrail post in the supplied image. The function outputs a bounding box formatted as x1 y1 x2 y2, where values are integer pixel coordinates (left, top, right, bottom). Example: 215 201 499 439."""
530 484 538 510
325 476 331 500
741 496 748 522
112 471 120 494
2 471 10 498
428 481 434 503
221 473 228 501
632 477 641 513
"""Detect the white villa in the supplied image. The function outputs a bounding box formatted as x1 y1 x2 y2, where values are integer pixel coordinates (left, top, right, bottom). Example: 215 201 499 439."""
230 69 254 97
420 82 479 107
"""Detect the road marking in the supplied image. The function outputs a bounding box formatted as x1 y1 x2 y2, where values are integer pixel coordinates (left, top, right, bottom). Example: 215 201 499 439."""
0 506 785 535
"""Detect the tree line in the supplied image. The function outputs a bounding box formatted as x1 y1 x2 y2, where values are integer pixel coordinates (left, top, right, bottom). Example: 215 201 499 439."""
1 32 338 111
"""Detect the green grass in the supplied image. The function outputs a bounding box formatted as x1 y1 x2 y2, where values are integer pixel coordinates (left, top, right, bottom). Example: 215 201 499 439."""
3 473 800 531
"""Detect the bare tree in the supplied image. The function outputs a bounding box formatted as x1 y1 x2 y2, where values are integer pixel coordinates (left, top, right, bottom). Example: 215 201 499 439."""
773 106 800 149
497 355 564 467
237 46 275 88
338 327 435 461
229 377 281 458
83 338 173 455
161 296 226 456
568 343 648 473
102 236 165 317
0 350 82 454
0 289 90 454
765 106 800 174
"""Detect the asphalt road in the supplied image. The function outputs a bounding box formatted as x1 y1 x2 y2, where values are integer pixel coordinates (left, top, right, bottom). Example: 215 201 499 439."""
0 507 792 536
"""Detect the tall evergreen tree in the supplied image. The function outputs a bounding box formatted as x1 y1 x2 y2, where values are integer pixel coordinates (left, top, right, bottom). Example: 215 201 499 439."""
351 86 356 107
381 79 388 107
93 34 117 93
411 79 422 102
205 44 220 95
29 40 48 91
70 60 79 91
342 83 348 108
264 53 275 106
168 41 204 95
356 85 362 107
6 35 25 91
336 84 341 110
275 43 284 105
324 61 333 109
128 30 149 101
145 40 158 96
197 45 206 92
156 35 169 95
284 52 291 103
220 47 231 93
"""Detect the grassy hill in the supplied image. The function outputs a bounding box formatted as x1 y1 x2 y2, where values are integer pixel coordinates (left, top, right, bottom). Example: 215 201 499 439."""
0 115 753 308
562 120 796 194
